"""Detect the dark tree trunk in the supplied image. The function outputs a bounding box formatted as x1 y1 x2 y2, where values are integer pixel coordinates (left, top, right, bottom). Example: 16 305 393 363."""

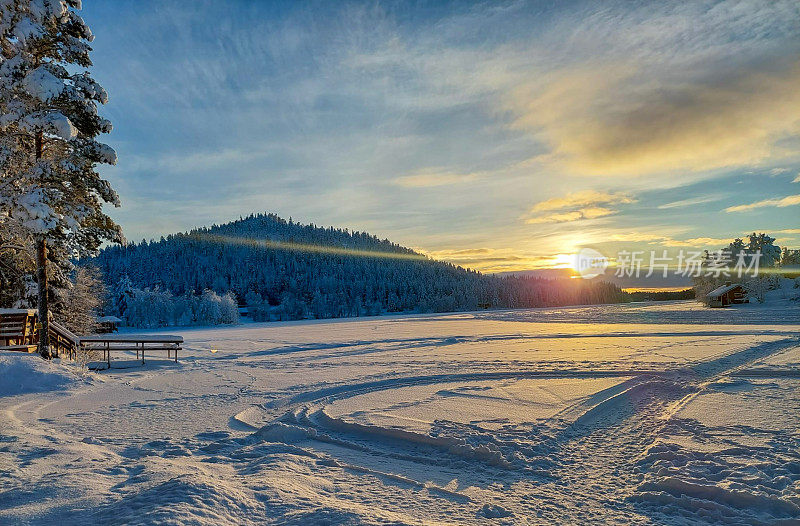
37 237 50 358
34 131 51 359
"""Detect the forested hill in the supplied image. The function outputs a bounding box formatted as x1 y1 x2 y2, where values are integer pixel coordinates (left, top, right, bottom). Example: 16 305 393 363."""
93 213 628 323
209 214 418 256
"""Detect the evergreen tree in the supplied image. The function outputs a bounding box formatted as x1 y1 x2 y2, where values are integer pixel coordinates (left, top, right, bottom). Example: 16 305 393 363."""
0 0 121 357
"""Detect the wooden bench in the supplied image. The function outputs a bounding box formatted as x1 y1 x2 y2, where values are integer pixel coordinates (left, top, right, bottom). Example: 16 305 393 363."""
0 309 37 352
77 334 183 368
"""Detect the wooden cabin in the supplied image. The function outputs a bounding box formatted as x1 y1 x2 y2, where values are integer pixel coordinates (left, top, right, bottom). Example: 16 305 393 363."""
706 282 748 308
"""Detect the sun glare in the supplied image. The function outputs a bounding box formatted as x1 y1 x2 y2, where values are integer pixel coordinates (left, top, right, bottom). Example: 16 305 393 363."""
552 253 578 270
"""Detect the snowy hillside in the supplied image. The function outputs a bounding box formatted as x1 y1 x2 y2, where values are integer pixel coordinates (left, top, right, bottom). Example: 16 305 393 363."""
2 301 800 524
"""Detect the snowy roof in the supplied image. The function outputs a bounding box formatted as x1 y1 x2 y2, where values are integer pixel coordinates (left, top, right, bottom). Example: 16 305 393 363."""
97 316 122 323
79 334 183 343
706 283 743 298
0 308 36 315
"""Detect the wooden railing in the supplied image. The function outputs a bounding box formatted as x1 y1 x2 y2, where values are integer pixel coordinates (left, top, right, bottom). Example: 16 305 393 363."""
49 320 81 359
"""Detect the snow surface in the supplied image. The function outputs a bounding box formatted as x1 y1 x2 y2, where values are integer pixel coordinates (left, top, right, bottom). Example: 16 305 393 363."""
0 352 77 396
1 300 800 524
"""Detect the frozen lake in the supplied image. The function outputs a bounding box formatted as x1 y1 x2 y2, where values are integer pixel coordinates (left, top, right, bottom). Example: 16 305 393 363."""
2 300 800 524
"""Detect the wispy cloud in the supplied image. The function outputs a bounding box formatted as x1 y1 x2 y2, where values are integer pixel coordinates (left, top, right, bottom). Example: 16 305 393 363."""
508 62 800 176
661 237 735 248
530 190 635 212
393 170 481 188
336 1 800 179
526 190 635 224
609 233 731 248
610 233 673 243
725 194 800 213
526 207 617 224
657 195 723 209
422 247 558 273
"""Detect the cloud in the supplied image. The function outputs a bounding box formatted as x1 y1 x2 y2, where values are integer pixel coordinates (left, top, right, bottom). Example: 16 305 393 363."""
657 195 724 209
661 237 734 248
329 0 800 182
422 247 558 273
530 190 635 212
124 147 271 174
394 170 481 188
508 62 800 176
725 194 800 213
610 233 672 243
525 190 634 224
359 2 800 180
526 207 617 224
608 233 731 248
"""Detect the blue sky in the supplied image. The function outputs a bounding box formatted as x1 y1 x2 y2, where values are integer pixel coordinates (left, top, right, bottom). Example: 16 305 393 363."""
82 0 800 272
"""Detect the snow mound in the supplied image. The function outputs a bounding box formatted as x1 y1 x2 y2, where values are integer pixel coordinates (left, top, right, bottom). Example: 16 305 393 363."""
479 503 513 518
633 439 800 523
83 474 266 526
0 352 76 396
255 422 315 443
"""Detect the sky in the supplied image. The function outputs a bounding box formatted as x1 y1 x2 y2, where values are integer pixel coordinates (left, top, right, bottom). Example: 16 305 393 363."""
81 0 800 274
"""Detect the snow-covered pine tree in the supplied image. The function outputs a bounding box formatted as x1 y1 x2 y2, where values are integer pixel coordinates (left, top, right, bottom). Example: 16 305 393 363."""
0 216 35 306
0 0 121 358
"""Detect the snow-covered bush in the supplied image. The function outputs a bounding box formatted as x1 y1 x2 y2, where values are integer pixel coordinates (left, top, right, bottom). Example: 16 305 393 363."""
195 289 238 325
691 276 724 306
742 275 783 303
120 287 239 328
55 266 106 335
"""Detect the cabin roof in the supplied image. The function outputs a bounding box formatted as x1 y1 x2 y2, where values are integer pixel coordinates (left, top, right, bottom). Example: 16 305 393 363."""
706 283 743 298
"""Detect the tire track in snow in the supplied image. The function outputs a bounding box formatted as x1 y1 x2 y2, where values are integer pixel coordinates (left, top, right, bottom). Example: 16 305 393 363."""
236 337 800 522
547 338 800 523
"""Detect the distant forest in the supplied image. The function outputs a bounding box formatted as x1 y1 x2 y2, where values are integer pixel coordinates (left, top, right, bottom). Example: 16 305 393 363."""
92 213 681 327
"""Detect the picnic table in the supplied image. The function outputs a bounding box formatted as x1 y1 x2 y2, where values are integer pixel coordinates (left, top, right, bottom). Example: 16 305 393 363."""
78 334 183 367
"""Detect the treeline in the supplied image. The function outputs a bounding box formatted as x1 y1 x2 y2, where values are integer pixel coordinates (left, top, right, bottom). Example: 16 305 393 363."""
93 213 631 326
626 289 695 302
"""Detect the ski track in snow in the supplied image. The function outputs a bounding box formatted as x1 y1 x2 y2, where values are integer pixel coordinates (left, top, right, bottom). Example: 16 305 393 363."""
1 301 800 525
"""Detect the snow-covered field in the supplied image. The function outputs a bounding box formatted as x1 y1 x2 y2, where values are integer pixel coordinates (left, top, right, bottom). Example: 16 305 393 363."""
2 300 800 525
